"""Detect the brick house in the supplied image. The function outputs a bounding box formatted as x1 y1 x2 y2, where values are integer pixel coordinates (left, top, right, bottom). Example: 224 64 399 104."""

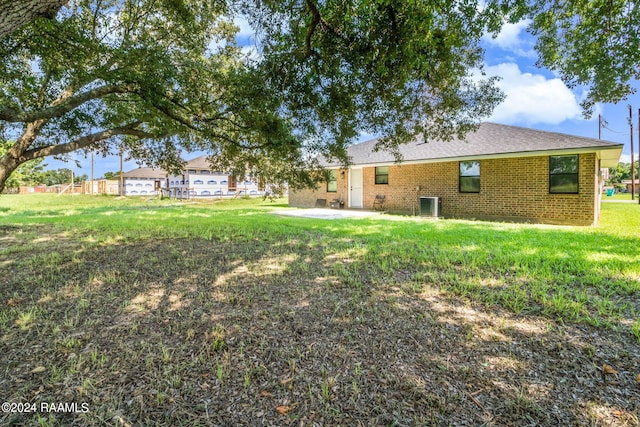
289 123 623 226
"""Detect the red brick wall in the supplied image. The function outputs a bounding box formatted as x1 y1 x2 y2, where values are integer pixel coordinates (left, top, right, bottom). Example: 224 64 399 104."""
289 154 599 225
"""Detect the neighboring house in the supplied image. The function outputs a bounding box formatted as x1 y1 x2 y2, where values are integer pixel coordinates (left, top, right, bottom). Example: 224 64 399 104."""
166 155 263 198
621 179 639 194
121 167 166 196
289 123 623 226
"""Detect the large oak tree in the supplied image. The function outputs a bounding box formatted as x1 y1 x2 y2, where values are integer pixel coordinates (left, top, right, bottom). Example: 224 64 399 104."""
3 1 640 193
0 0 505 193
0 0 508 193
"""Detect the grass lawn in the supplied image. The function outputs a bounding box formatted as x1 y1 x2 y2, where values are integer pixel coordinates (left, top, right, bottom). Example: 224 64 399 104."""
1 194 639 426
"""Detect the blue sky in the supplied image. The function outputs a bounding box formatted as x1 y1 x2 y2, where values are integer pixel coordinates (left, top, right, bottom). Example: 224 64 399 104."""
45 18 638 178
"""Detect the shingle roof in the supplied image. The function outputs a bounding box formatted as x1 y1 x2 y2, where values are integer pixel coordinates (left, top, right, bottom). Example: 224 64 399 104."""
185 155 212 170
122 156 214 179
324 122 623 168
123 167 167 179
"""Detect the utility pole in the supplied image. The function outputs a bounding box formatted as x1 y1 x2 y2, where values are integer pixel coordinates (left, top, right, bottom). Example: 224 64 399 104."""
598 114 602 139
638 109 640 203
119 145 124 197
630 105 635 201
90 150 94 195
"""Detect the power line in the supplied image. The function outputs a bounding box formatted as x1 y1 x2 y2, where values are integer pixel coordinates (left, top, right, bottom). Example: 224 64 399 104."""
601 123 628 135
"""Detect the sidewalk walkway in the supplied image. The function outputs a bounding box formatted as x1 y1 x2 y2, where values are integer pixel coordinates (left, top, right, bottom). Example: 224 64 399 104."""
602 198 639 203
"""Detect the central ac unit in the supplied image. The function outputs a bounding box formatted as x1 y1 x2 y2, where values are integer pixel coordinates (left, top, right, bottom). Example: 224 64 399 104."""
419 196 440 217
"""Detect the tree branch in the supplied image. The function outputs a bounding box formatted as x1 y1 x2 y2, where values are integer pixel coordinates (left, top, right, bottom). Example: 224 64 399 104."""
0 83 139 123
151 100 199 130
304 0 350 56
20 121 168 161
305 0 321 56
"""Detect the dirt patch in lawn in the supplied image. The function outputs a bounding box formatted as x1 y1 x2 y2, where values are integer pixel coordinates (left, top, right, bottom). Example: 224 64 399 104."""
1 224 639 426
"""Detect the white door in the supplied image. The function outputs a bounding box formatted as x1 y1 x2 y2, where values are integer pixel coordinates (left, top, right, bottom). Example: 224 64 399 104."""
350 168 363 208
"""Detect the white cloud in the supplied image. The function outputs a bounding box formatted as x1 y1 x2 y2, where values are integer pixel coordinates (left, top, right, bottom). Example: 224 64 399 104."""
484 21 526 49
482 20 536 58
481 63 583 125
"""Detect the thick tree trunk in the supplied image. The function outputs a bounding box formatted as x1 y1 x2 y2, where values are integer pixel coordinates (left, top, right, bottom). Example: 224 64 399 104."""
0 120 157 192
0 153 19 193
0 120 45 193
0 0 67 38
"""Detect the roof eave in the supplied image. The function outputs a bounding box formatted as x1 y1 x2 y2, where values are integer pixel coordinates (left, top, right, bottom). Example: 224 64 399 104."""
324 145 624 169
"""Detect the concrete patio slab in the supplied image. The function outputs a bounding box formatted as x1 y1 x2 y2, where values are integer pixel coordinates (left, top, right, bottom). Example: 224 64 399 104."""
271 208 381 220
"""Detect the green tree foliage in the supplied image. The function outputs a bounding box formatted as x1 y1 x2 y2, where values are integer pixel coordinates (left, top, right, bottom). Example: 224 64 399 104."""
608 161 640 184
40 168 88 186
102 171 118 180
0 0 504 193
527 0 640 114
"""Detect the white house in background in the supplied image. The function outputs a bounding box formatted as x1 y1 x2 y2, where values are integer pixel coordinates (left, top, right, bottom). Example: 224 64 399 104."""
121 167 166 196
166 155 263 198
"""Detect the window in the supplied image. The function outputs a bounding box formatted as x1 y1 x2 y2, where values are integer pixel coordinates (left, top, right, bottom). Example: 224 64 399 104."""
459 161 480 193
550 155 579 193
375 166 389 184
327 170 337 192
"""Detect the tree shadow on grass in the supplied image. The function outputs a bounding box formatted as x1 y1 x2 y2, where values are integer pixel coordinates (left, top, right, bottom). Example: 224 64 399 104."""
0 222 639 426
